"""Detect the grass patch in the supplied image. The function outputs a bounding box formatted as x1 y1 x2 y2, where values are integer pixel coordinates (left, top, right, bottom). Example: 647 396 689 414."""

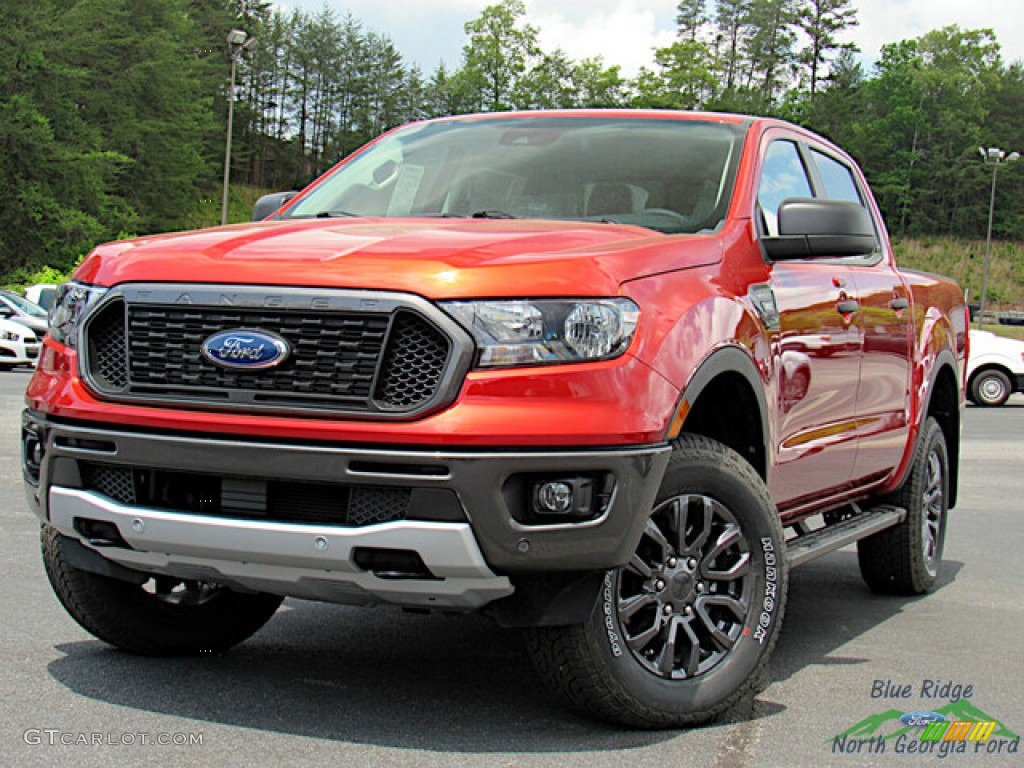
892 237 1024 309
975 322 1024 341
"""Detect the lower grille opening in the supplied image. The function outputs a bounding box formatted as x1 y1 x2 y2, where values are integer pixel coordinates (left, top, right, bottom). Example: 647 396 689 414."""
352 547 437 580
82 463 412 526
74 517 131 549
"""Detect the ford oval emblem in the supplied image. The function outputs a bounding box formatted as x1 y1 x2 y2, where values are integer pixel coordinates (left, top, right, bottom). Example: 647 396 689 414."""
201 329 290 370
899 711 947 728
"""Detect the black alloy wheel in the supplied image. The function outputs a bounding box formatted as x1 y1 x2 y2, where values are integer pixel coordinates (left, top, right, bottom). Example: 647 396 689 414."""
615 493 754 680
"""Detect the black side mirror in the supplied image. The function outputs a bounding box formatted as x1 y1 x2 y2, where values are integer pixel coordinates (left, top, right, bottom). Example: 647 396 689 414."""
763 198 877 260
252 191 298 221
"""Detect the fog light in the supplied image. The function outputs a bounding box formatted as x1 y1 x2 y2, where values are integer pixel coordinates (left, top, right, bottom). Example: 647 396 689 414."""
538 482 572 513
22 429 43 485
531 478 594 518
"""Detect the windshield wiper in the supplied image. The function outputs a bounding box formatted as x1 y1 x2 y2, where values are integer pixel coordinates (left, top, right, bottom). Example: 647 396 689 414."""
314 210 358 218
470 210 517 219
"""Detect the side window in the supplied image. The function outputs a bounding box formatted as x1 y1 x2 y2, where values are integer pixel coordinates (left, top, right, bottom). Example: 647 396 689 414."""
757 140 813 236
810 149 862 204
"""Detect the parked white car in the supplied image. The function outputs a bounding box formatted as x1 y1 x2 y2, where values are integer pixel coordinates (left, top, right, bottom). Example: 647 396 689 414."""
0 318 41 369
967 330 1024 406
0 289 49 335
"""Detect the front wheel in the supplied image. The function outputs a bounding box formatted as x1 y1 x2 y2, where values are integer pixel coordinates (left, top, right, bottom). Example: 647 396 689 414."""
970 369 1011 407
526 434 787 728
42 526 283 655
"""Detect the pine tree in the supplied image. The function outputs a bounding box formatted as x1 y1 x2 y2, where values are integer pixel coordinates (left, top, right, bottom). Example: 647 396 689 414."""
676 0 708 41
796 0 859 95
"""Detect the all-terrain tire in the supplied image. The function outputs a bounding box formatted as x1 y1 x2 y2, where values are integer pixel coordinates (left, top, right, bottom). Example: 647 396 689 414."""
42 525 283 655
525 434 787 728
857 417 949 595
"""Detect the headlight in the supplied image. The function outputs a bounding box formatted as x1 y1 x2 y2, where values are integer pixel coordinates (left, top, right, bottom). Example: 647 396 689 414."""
442 298 639 368
48 282 108 348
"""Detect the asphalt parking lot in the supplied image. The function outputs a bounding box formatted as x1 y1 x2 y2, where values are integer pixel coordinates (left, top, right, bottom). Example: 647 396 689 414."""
0 367 1020 768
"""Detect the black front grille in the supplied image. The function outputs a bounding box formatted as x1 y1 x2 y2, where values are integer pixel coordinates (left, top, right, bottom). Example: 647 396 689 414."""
82 293 457 416
127 305 388 400
375 312 451 409
88 304 129 391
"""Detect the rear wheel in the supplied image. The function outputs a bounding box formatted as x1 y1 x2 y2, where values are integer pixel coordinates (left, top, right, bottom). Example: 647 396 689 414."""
42 526 282 655
526 434 787 728
858 417 949 594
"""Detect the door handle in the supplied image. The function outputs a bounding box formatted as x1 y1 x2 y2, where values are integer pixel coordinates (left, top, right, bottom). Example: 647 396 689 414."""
837 299 859 314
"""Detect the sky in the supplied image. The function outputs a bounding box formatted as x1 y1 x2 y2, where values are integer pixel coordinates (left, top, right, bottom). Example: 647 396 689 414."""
276 0 1024 78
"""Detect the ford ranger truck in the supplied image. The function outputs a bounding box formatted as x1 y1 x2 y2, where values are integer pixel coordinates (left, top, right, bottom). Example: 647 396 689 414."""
23 110 968 728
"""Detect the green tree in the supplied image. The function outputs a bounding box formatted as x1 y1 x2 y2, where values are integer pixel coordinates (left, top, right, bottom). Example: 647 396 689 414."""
713 0 751 91
743 0 799 102
56 0 214 234
981 62 1024 239
795 0 858 95
676 0 708 41
423 63 478 116
460 0 541 111
847 28 1003 236
519 50 579 108
633 41 718 109
572 58 630 108
0 0 135 272
782 47 866 143
238 10 302 190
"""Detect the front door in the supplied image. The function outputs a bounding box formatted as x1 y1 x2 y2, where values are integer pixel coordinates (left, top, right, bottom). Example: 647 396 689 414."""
756 137 864 510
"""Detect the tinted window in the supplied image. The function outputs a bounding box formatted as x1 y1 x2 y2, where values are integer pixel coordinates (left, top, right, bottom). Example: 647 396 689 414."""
757 141 812 236
811 149 862 204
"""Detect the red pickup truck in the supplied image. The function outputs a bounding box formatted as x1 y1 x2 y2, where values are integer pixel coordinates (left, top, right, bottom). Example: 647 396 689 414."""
23 110 967 728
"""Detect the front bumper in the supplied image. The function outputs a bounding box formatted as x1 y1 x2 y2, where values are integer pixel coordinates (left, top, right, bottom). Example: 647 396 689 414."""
23 412 671 609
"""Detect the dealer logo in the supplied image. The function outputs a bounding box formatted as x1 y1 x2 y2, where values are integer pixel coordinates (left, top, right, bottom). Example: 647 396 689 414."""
831 682 1020 760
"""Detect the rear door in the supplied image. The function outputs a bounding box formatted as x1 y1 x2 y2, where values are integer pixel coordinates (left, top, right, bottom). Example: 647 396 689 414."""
804 147 912 486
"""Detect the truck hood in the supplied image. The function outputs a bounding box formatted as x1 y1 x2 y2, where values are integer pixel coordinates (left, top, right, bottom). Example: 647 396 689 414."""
76 218 723 298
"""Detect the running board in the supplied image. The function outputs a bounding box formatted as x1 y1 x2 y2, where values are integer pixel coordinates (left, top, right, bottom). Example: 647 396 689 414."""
786 505 906 567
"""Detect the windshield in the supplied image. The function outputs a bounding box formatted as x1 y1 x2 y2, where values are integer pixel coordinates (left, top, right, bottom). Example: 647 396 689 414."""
284 116 746 235
2 292 47 317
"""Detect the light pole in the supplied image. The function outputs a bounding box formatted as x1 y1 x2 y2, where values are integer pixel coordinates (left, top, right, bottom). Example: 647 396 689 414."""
977 146 1020 326
221 29 250 226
